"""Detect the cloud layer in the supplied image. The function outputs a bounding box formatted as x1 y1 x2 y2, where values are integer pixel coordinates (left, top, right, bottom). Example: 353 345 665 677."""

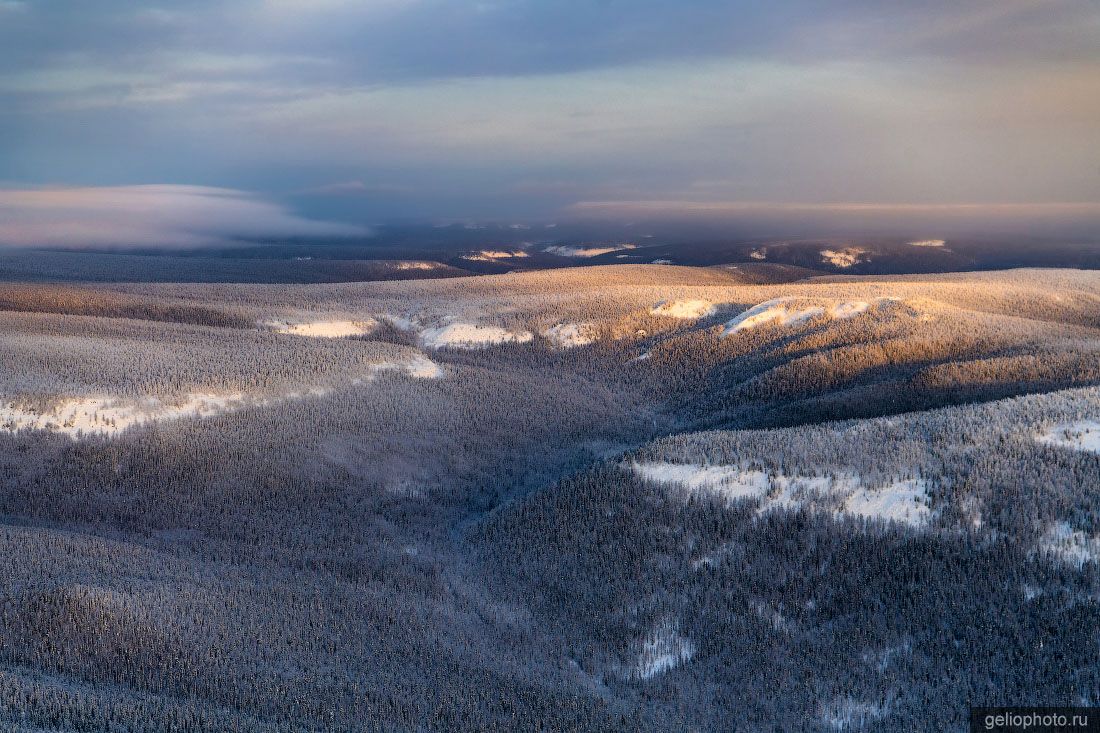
0 185 366 248
0 1 1097 225
568 200 1100 237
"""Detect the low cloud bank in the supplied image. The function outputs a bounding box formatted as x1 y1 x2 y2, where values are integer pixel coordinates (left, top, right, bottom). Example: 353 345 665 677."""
0 185 367 248
567 200 1100 237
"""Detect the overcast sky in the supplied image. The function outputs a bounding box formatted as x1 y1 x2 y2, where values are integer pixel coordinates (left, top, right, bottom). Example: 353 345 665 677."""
1 0 1098 240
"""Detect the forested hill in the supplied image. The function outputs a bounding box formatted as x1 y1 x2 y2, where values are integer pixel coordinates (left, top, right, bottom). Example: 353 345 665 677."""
0 265 1097 730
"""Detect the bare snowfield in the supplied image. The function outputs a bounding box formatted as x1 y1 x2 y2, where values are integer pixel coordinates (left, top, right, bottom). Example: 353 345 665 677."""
0 392 248 437
265 319 378 338
372 354 446 380
909 239 947 248
843 479 931 527
541 322 598 348
1037 420 1100 454
722 298 826 334
649 299 716 319
721 296 904 335
631 462 931 527
420 322 534 349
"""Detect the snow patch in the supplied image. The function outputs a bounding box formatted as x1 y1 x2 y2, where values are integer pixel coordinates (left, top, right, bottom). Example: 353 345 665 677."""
630 462 931 527
909 239 946 248
650 259 673 265
266 319 377 338
821 697 888 730
0 393 247 437
373 355 445 380
632 463 771 502
843 479 931 527
722 296 904 335
1037 420 1100 454
541 323 598 348
830 300 871 319
379 314 419 331
749 248 767 260
626 618 695 680
420 323 533 349
722 298 824 334
820 247 869 268
1040 522 1100 568
394 261 441 270
1 359 442 438
650 299 715 320
543 243 636 258
461 250 529 262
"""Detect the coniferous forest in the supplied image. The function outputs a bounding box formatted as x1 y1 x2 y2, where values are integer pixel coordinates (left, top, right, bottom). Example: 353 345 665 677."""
0 258 1098 730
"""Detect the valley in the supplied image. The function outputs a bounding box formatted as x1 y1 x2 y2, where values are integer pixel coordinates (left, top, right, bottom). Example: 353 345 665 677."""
0 263 1098 730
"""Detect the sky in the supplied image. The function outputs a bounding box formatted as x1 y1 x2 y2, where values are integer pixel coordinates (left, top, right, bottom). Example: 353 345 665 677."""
1 0 1099 244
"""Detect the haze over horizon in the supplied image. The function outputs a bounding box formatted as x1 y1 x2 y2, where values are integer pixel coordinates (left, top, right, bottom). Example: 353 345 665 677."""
2 0 1099 244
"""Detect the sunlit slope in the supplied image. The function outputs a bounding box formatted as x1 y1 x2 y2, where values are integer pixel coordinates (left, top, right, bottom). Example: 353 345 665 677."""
475 385 1100 731
632 287 1100 427
18 264 1098 336
0 310 441 436
5 266 1100 434
66 265 1095 342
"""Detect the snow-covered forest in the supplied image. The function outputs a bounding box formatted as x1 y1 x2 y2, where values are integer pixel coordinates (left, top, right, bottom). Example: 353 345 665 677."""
0 263 1098 731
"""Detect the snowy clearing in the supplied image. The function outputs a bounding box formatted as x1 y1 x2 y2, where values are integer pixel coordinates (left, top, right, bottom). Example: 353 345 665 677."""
379 314 420 331
722 298 825 334
626 619 695 680
909 239 946 248
543 244 635 258
721 297 903 335
0 357 443 437
266 319 378 338
830 300 871 318
632 463 772 501
541 323 598 348
649 299 716 320
370 355 445 380
1040 522 1100 568
394 261 442 270
820 247 868 268
821 697 888 730
630 462 931 527
0 393 248 437
420 323 534 349
750 248 767 260
843 479 931 527
1036 420 1100 454
461 250 529 261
